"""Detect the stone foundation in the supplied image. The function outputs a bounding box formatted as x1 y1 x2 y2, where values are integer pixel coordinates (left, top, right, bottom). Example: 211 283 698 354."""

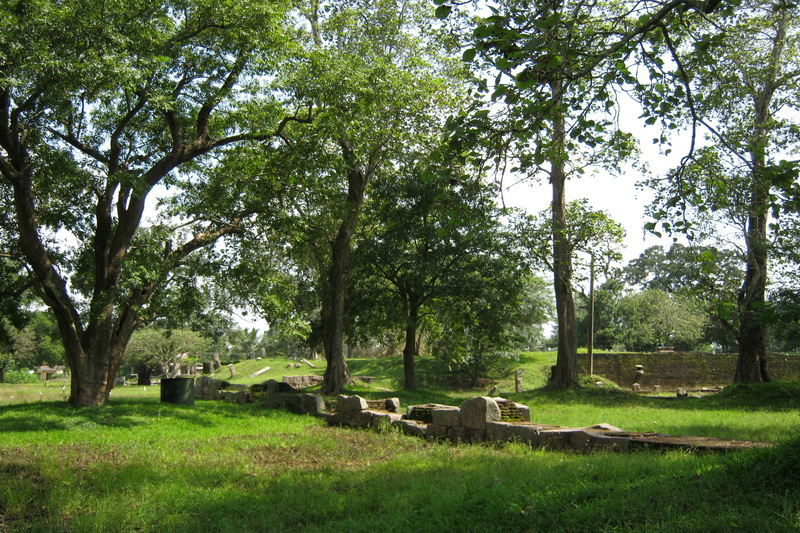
323 394 768 453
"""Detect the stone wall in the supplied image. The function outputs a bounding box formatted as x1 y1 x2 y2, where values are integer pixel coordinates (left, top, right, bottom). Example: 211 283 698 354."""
323 394 765 452
578 352 800 389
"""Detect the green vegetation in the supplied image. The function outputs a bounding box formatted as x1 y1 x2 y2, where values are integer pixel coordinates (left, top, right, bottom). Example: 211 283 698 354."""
2 375 800 531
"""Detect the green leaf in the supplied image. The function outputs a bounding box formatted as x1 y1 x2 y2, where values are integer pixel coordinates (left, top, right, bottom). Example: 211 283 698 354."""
462 48 476 63
515 72 536 90
435 5 452 19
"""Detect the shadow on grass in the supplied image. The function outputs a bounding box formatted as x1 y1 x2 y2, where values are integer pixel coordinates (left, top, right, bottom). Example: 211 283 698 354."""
0 398 267 433
8 432 800 532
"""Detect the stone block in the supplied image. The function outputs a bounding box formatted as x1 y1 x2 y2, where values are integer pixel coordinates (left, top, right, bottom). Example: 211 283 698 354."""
337 395 368 413
282 375 324 389
425 423 449 439
586 423 625 433
218 390 252 404
298 393 326 415
459 396 501 429
392 419 427 437
447 425 485 443
515 403 531 422
538 429 569 450
431 407 461 427
363 411 402 430
384 397 401 413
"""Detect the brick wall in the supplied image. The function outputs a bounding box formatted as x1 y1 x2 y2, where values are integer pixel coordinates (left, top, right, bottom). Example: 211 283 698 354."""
578 352 800 389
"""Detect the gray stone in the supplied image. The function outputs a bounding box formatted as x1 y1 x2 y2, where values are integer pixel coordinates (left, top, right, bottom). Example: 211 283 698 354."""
363 410 402 429
264 379 297 394
459 396 501 429
486 421 543 447
431 407 461 427
337 395 368 413
448 425 485 443
391 419 427 437
586 423 626 433
384 397 401 413
538 429 571 450
282 375 324 389
425 423 449 439
298 393 326 415
514 403 531 422
218 389 251 404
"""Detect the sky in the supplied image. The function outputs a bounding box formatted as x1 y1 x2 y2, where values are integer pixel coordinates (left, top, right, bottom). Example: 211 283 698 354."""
499 113 693 264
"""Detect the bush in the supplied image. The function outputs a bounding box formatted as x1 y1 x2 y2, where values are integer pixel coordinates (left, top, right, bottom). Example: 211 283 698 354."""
3 370 40 384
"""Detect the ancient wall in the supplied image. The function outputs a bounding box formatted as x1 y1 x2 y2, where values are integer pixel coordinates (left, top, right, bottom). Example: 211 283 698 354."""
578 352 800 389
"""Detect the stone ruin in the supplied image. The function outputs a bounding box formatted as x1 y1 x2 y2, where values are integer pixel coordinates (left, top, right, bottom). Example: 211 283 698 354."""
323 394 768 453
192 376 767 453
195 376 252 404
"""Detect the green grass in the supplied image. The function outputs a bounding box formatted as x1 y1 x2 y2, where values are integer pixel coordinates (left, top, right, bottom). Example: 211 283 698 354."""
2 358 800 531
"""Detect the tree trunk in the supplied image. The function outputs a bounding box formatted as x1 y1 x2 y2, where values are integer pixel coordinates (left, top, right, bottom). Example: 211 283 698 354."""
320 139 369 395
320 230 353 394
735 159 770 382
402 300 420 390
137 365 153 386
548 86 580 390
733 14 785 382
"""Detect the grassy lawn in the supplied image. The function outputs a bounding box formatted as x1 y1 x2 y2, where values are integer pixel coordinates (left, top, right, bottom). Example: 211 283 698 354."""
1 355 799 532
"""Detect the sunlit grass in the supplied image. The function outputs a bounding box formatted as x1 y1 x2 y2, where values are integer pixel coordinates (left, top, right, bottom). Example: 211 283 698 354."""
2 357 800 531
1 395 798 532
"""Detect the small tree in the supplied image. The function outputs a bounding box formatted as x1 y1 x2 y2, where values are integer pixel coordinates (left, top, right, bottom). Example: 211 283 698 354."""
615 290 709 352
126 328 210 381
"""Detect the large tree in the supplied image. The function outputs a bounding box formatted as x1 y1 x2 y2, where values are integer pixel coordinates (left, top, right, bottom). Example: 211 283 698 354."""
441 0 727 388
0 0 297 406
243 0 467 394
645 0 800 381
351 161 529 389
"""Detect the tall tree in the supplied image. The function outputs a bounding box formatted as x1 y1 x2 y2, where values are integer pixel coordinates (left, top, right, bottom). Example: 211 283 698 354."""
0 0 297 406
517 199 624 376
248 0 466 394
441 0 726 388
351 161 528 389
645 0 800 381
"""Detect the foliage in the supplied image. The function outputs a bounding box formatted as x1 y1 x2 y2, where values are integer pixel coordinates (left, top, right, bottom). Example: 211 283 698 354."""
615 289 709 351
437 0 722 388
349 156 542 387
125 328 211 378
623 243 743 350
426 263 532 387
642 0 800 381
0 0 299 405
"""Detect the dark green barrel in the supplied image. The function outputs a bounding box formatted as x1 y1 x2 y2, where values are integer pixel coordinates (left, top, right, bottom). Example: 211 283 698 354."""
160 377 196 406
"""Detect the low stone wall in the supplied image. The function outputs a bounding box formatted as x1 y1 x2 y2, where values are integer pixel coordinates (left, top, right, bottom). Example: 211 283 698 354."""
196 376 252 404
194 378 766 452
579 352 800 389
324 394 767 453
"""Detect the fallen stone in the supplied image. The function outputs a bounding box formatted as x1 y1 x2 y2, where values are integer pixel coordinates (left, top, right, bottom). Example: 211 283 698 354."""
384 397 401 413
282 375 324 389
459 396 501 429
425 423 449 439
249 366 271 378
391 419 427 437
337 395 368 413
431 406 461 427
